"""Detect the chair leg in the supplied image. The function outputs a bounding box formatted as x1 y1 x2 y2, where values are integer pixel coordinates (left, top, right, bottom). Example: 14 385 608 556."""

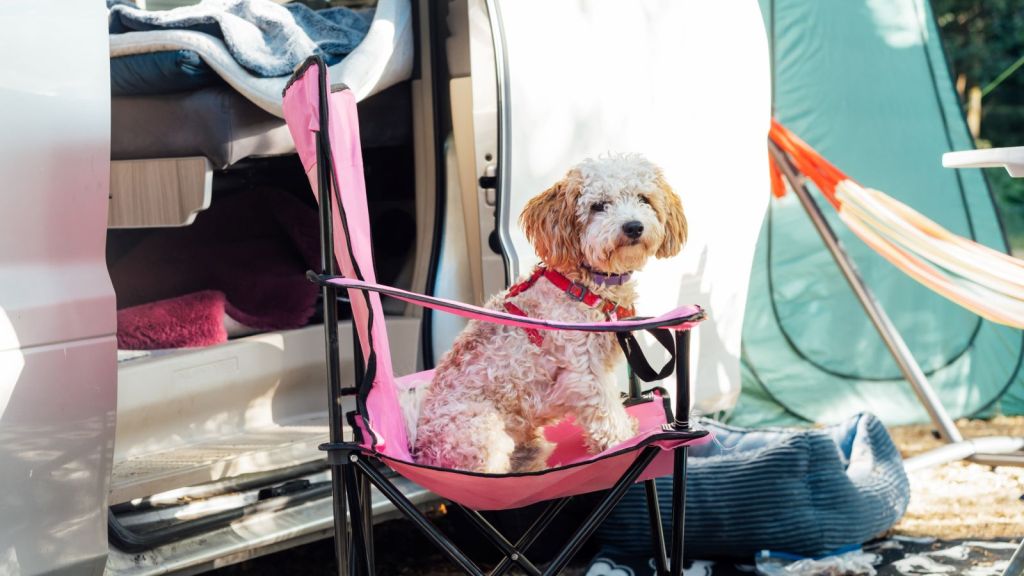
490 498 572 576
354 458 485 576
669 447 688 576
645 479 669 576
344 464 371 576
668 329 692 576
457 507 542 576
359 469 375 575
329 464 350 576
542 448 661 576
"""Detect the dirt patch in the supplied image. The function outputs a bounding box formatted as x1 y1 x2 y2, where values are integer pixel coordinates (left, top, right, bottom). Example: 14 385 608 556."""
889 415 1024 540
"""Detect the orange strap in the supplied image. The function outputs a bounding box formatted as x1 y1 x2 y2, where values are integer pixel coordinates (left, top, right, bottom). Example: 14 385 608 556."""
768 119 852 208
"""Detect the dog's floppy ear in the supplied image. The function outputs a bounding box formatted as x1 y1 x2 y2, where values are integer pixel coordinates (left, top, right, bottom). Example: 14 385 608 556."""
654 174 688 258
520 171 584 271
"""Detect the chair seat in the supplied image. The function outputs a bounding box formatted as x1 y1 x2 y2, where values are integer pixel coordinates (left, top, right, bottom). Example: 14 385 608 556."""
369 384 710 511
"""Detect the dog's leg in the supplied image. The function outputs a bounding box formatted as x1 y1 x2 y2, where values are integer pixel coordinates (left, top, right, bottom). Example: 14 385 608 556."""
414 399 516 473
578 399 637 454
510 428 556 472
397 382 429 447
555 370 638 454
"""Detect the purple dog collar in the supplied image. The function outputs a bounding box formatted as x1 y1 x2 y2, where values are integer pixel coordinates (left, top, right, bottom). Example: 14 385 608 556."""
582 264 633 286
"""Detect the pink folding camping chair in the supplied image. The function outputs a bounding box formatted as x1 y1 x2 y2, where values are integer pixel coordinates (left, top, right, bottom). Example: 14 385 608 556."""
282 56 710 576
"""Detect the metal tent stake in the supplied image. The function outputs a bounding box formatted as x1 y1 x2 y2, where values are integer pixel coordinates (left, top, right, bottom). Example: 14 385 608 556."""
769 141 1024 472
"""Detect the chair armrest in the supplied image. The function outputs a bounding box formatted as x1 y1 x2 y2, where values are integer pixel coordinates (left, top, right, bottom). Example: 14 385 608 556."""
309 273 706 332
943 146 1024 178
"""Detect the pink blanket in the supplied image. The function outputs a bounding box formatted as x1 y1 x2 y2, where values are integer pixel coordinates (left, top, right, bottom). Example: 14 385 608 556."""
109 184 323 349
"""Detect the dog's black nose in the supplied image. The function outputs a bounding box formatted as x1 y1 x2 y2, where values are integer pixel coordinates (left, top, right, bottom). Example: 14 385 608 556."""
622 221 644 239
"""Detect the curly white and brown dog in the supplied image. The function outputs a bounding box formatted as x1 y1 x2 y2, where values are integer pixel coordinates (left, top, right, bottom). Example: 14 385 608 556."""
412 153 687 473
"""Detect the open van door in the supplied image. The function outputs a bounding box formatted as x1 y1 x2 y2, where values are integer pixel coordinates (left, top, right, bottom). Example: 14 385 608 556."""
0 2 116 574
444 0 506 307
462 0 773 412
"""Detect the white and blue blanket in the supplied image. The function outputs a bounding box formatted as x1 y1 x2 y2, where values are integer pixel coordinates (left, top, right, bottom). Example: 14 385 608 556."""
109 0 373 77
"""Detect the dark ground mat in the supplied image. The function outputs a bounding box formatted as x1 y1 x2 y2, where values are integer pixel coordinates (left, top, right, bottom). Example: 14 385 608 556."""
586 537 1020 575
209 516 1019 575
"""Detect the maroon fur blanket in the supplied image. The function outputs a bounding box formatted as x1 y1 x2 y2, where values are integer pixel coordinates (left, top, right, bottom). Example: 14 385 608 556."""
110 186 322 349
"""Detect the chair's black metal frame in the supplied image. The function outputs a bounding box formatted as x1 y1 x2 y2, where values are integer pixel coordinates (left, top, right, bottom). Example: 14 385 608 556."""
307 65 697 576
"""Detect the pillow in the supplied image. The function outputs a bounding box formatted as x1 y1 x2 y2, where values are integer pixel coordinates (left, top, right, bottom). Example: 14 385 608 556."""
595 413 910 558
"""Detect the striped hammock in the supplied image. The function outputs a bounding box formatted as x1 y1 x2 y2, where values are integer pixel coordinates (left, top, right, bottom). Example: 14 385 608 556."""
768 119 1024 330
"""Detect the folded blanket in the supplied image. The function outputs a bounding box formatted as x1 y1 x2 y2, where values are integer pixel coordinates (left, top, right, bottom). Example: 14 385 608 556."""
108 0 373 77
117 290 229 349
108 0 413 117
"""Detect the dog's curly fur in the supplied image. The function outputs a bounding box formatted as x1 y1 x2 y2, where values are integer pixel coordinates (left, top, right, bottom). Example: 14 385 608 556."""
413 154 687 473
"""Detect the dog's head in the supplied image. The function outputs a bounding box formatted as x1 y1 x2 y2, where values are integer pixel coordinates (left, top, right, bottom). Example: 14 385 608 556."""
520 154 687 275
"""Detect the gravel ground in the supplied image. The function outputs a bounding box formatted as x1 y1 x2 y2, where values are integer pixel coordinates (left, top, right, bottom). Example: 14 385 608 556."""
888 415 1024 540
213 417 1024 575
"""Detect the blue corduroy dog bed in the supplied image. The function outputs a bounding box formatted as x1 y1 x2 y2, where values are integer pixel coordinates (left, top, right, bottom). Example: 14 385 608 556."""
594 413 909 559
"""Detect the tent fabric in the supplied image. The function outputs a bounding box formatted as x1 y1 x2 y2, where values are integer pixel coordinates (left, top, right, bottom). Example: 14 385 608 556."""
281 56 710 512
736 0 1024 427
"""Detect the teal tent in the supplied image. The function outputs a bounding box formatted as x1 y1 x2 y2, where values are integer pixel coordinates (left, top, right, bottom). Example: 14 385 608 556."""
734 0 1024 426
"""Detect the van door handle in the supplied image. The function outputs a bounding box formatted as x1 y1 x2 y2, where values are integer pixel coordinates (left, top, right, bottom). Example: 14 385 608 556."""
479 163 498 206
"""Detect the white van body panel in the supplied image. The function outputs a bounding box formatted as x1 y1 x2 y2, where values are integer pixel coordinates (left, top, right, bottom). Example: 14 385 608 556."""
0 1 116 574
492 0 772 413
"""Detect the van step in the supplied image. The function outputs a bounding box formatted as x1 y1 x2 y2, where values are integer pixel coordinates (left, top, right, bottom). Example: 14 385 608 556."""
111 415 332 504
111 319 423 505
105 471 437 576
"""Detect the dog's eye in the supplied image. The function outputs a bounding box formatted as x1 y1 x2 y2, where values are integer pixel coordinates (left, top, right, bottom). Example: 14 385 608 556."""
638 195 650 205
590 202 608 213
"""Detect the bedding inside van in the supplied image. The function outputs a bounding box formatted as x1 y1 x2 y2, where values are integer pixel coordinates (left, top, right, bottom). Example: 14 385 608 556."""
116 290 258 350
108 1 373 79
108 182 323 349
108 0 412 117
106 0 416 349
109 143 417 350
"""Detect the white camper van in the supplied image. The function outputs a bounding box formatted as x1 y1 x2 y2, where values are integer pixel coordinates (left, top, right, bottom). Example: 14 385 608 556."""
0 1 770 573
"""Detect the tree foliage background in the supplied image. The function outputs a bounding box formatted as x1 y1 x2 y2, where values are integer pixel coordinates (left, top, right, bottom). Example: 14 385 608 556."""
932 0 1024 251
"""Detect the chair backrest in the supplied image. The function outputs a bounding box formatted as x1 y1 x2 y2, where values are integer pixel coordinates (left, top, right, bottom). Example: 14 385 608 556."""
282 58 410 458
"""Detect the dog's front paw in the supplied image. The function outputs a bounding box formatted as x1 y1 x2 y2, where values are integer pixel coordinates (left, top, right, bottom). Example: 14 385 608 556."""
584 414 639 454
612 414 639 444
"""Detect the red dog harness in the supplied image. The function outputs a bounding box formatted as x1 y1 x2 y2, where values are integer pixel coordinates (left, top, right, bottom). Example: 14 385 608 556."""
502 267 636 347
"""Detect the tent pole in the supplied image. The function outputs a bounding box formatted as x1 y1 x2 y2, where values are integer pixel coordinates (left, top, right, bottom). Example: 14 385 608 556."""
768 141 964 445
